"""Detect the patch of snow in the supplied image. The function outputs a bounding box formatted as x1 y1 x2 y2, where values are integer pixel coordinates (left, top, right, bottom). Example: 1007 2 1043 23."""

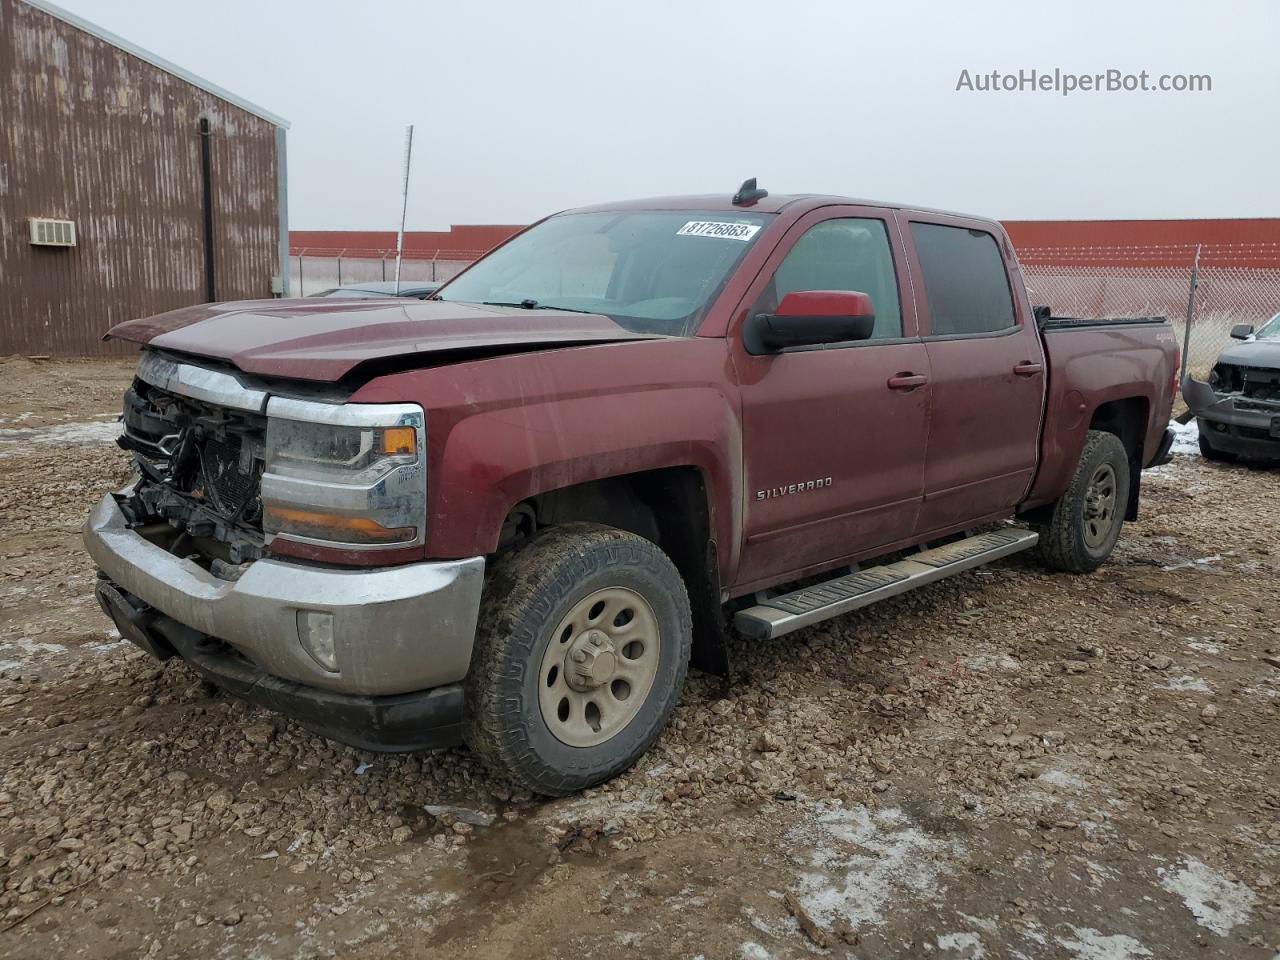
737 943 773 960
0 636 68 664
1161 555 1222 572
1185 638 1222 655
1085 860 1119 886
959 914 1000 936
1038 769 1086 791
1019 923 1048 945
538 789 658 824
82 640 122 656
406 888 457 922
1245 678 1278 699
786 804 963 931
354 763 371 775
1160 675 1211 693
961 653 1021 673
1168 419 1199 456
1158 858 1256 936
938 931 986 957
1057 927 1151 960
0 418 121 451
422 804 495 827
743 905 797 942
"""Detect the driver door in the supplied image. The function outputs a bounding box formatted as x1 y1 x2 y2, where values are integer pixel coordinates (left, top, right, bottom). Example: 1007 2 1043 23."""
730 208 931 592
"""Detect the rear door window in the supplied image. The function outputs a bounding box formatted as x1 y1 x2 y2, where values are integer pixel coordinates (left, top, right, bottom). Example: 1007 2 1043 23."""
910 223 1016 336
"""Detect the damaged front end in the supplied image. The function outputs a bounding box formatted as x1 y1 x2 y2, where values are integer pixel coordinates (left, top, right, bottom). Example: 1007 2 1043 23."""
118 372 268 572
84 350 483 750
1184 352 1280 459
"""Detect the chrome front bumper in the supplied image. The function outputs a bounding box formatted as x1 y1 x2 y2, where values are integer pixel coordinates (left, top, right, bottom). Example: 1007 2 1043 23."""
83 493 485 696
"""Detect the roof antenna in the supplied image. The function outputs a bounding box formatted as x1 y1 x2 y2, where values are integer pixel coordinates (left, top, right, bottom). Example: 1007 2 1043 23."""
732 177 768 206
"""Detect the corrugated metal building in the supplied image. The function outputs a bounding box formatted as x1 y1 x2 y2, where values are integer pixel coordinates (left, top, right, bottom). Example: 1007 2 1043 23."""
0 0 288 356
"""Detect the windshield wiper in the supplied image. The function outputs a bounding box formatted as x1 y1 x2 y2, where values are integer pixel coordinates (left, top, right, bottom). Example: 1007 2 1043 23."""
480 299 590 314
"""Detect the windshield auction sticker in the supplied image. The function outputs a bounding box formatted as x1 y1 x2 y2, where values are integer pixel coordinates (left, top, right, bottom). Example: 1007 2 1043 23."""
676 221 762 241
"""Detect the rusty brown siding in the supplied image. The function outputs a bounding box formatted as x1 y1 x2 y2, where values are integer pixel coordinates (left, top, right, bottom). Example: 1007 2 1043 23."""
0 0 281 356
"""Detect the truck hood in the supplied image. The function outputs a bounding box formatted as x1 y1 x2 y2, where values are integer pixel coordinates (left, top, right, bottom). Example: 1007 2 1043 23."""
107 298 666 382
1215 338 1280 369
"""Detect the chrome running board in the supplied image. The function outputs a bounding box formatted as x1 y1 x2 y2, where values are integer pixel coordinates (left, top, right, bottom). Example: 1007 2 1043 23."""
733 528 1039 640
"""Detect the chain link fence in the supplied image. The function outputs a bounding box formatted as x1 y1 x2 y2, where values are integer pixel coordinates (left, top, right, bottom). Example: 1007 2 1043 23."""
287 242 1280 393
1019 244 1280 398
288 250 489 297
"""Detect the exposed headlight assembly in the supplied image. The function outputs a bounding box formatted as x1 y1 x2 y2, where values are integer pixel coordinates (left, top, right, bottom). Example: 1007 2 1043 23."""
261 398 426 550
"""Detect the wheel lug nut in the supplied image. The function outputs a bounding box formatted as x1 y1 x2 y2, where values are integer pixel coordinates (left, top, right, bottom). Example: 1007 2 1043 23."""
590 635 603 647
572 651 587 663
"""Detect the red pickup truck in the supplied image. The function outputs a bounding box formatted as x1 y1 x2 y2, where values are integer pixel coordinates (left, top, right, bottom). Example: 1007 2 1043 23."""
85 182 1179 794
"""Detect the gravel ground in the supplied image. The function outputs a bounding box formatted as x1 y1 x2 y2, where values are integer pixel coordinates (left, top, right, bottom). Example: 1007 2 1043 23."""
1 356 1277 960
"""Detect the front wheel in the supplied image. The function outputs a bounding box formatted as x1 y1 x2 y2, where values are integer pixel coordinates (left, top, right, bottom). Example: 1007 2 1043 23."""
1037 430 1131 574
464 523 691 796
1197 430 1236 463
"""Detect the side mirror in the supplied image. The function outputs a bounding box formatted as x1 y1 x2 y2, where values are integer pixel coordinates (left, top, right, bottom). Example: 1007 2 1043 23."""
1033 305 1052 327
1230 323 1254 340
747 290 876 353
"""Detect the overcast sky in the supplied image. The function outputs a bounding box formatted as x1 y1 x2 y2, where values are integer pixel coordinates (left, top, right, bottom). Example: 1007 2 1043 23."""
52 0 1280 230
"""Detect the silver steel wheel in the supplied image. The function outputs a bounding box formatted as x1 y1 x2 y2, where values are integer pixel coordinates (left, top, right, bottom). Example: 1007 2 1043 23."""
1082 462 1118 549
537 586 661 748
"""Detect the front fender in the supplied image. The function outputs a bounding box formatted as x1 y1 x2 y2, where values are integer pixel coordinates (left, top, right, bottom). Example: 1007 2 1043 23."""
351 339 744 577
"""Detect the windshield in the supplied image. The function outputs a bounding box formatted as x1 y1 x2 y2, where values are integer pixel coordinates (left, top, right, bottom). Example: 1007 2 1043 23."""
435 210 774 335
1257 312 1280 340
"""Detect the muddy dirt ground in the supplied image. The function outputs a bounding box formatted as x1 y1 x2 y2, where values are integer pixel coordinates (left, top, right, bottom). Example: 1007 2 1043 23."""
1 356 1277 960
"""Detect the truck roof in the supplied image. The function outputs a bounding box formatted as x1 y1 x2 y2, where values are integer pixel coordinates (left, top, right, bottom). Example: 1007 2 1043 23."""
568 192 1000 227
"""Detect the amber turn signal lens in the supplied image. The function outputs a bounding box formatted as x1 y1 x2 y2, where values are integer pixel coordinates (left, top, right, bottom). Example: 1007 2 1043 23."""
381 426 417 456
265 506 415 544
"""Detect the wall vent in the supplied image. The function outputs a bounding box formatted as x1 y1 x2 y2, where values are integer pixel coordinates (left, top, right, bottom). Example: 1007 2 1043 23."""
29 218 77 247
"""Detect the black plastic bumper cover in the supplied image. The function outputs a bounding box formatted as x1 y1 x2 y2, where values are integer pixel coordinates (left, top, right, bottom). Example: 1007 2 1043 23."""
97 581 464 752
1197 417 1280 461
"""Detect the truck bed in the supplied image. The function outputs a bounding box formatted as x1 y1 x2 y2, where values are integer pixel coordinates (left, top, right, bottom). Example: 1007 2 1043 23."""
1024 315 1180 509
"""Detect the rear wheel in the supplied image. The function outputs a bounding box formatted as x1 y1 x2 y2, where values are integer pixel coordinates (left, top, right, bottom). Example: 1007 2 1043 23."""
464 522 691 795
1038 430 1130 573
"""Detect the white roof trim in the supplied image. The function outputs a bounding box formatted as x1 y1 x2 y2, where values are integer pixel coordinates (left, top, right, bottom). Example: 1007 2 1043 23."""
21 0 290 129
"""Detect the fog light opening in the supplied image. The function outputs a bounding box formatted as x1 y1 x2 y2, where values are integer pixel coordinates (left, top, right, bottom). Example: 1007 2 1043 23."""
297 610 338 672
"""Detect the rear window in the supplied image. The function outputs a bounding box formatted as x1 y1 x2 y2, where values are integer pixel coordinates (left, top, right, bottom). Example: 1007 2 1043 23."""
911 223 1016 336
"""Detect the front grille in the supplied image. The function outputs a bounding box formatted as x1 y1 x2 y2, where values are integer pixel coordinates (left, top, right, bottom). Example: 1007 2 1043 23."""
198 432 263 519
1241 365 1280 402
121 377 267 539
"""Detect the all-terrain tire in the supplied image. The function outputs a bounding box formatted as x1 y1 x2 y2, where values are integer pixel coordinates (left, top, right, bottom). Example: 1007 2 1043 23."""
1197 430 1236 463
464 522 691 796
1037 430 1131 574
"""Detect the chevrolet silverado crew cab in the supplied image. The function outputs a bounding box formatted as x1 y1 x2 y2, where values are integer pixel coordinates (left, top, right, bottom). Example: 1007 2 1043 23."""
85 181 1180 795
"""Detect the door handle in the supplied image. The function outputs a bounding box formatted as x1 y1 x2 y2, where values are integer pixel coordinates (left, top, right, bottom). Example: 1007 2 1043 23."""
1013 361 1044 377
887 373 929 390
